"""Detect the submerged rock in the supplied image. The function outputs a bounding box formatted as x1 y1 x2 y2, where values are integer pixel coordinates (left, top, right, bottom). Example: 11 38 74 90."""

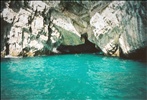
0 1 146 58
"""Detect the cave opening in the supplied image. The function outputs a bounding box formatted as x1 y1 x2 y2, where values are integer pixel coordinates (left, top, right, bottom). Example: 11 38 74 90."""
57 33 101 54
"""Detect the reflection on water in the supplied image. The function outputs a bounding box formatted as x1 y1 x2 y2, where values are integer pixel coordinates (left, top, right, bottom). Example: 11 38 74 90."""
1 54 147 100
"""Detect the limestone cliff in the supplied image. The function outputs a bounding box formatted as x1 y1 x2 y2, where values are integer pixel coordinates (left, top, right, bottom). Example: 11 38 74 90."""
1 1 147 58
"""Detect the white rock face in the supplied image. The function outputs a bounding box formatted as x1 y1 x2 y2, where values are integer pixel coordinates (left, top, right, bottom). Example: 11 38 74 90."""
29 1 49 12
31 15 44 36
8 27 22 56
29 40 44 50
90 13 107 40
1 2 50 57
14 8 30 27
90 1 147 56
51 11 81 37
1 1 146 57
2 8 16 23
90 2 122 55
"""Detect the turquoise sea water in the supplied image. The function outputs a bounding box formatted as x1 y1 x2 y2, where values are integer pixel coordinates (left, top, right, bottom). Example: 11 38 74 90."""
1 54 147 100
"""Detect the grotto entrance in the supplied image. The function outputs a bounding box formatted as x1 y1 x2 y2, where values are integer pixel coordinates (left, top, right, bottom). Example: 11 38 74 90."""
57 33 101 54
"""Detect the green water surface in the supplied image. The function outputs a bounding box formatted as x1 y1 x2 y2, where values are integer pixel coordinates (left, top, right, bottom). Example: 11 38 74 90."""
1 54 147 100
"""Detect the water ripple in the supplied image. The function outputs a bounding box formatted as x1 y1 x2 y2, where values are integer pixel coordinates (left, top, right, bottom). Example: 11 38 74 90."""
1 54 147 100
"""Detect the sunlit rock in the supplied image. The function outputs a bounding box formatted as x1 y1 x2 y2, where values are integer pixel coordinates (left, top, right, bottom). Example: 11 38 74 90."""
2 8 16 23
90 1 147 56
31 15 44 36
29 1 49 12
13 8 31 27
